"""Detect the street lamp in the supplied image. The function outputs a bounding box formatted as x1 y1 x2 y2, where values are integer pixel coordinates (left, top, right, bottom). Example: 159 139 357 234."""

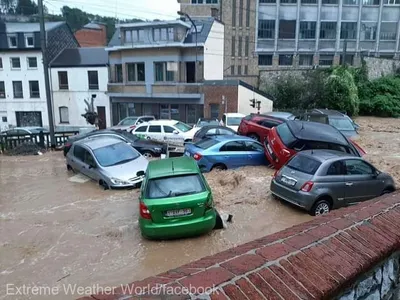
177 10 198 83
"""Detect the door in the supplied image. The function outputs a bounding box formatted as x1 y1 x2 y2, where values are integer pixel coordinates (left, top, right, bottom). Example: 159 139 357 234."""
218 141 248 168
163 125 178 143
15 111 42 127
82 149 99 180
186 62 195 83
146 125 163 142
244 141 268 166
71 145 86 173
323 160 346 208
0 112 8 132
343 159 382 204
97 106 106 129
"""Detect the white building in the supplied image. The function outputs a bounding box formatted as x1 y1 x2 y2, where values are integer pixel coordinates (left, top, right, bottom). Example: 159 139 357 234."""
49 47 110 130
0 21 79 131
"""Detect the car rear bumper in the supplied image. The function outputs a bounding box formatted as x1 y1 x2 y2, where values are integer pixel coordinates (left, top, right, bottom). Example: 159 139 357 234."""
270 179 315 211
140 209 216 239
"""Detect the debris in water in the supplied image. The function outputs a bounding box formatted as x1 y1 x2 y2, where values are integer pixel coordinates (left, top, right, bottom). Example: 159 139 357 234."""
6 143 44 156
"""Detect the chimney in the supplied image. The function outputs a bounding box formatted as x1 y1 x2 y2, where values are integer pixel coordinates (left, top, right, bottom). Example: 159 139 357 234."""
211 8 220 20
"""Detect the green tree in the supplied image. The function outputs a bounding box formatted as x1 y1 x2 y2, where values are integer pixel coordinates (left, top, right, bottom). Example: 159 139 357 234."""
1 0 15 13
61 6 90 32
15 0 37 15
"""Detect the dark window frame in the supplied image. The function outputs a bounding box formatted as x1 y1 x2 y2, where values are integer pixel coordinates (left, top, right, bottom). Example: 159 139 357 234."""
58 71 69 90
59 106 69 124
88 70 99 90
12 81 23 98
29 81 40 98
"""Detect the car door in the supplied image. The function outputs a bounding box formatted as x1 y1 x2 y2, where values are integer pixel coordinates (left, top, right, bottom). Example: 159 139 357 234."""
218 141 247 169
163 125 177 143
343 159 382 204
70 144 86 173
244 140 268 166
82 149 99 181
132 125 148 139
321 160 346 208
147 125 163 142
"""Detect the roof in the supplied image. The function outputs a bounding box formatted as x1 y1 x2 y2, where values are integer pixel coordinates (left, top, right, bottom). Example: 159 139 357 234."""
183 18 214 44
77 136 122 150
117 20 191 29
298 149 354 162
224 113 246 117
83 23 105 30
213 135 254 142
50 48 108 67
5 22 64 33
265 112 296 120
311 109 346 117
286 120 349 146
147 120 179 125
147 156 199 179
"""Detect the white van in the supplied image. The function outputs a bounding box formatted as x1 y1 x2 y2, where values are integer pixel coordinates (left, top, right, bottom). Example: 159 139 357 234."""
220 113 246 132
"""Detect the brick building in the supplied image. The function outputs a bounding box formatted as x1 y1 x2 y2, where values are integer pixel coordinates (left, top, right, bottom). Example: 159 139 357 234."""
74 22 107 47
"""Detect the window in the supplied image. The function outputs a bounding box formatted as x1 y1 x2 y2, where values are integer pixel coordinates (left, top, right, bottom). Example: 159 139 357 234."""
29 81 40 98
220 141 246 151
380 23 397 40
74 145 85 161
300 22 316 39
245 36 249 57
322 0 338 3
345 159 374 175
361 23 377 40
0 81 5 98
230 65 235 75
238 36 242 56
126 63 145 82
343 0 358 4
231 36 236 56
385 0 400 3
88 71 99 90
260 119 280 128
279 54 293 66
239 0 243 27
363 0 379 4
237 65 242 75
114 64 123 83
281 0 297 3
27 57 37 69
25 34 34 47
129 29 145 42
301 0 317 3
246 0 250 27
10 57 21 69
260 0 276 2
163 126 175 133
135 126 148 132
148 125 161 133
125 30 132 43
59 106 69 123
320 22 337 39
210 104 219 119
245 141 264 152
12 81 23 98
326 161 345 175
58 71 69 89
244 65 248 75
8 35 17 48
2 116 7 122
153 28 174 41
340 54 354 65
287 155 321 175
341 22 357 39
154 62 175 82
319 55 334 66
0 58 3 69
258 54 273 65
299 54 313 66
191 0 218 3
258 20 275 38
232 0 236 27
276 123 297 147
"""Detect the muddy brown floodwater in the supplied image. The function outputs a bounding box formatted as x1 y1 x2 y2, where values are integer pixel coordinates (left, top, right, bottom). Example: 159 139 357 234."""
1 116 399 299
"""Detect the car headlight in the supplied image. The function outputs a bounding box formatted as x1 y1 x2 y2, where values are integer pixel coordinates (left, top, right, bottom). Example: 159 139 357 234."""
154 147 162 152
110 178 128 185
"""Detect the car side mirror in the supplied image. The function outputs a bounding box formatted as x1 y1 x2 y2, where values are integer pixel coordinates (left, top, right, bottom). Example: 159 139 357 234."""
173 130 179 134
88 163 96 169
137 170 145 177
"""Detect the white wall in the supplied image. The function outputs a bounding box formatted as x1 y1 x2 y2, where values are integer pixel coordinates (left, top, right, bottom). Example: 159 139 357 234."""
50 66 110 130
0 51 49 130
203 21 224 80
237 84 273 116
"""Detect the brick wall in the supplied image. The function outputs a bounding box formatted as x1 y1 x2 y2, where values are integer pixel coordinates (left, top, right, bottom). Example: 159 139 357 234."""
78 192 400 300
203 85 238 119
74 26 107 47
47 24 79 63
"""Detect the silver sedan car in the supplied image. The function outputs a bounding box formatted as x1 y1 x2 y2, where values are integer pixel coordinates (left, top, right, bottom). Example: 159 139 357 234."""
66 137 148 189
270 150 395 216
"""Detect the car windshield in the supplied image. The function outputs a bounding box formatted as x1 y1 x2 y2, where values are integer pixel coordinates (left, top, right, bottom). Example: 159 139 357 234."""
146 174 206 199
195 138 219 149
175 122 192 132
93 142 139 167
329 118 355 131
113 130 139 142
287 155 321 175
276 123 297 147
198 120 219 127
226 117 243 126
119 118 137 126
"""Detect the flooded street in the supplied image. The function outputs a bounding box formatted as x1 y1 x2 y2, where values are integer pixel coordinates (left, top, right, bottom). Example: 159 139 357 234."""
1 116 400 299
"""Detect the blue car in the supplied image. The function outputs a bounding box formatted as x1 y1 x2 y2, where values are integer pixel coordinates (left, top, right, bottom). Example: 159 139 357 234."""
184 135 269 172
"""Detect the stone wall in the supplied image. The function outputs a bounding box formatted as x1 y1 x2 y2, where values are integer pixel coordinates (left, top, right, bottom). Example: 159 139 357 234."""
77 192 400 300
363 57 400 80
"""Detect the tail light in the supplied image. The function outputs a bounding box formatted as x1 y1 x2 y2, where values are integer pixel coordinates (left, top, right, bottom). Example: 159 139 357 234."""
129 125 136 130
193 153 202 161
205 193 213 210
140 202 151 219
301 181 314 192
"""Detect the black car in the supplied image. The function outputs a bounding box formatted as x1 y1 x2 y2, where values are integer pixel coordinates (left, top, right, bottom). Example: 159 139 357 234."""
194 118 220 128
63 129 167 158
192 125 237 143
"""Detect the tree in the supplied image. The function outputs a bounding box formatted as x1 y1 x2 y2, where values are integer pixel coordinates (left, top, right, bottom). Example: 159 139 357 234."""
61 6 90 32
15 0 37 15
1 0 16 13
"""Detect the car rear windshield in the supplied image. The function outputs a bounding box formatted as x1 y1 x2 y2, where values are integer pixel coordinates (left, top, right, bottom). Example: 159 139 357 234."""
227 117 243 126
276 123 297 147
194 138 219 149
93 142 139 167
287 155 321 175
329 118 355 131
146 174 206 199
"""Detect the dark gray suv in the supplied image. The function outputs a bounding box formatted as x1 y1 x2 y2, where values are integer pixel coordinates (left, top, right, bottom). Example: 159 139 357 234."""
270 150 395 216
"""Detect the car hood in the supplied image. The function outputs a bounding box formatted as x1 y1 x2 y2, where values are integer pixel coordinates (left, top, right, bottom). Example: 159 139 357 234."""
182 128 199 138
102 156 148 181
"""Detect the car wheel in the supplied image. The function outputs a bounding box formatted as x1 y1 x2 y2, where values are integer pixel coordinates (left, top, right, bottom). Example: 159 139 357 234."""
381 189 394 195
99 180 109 190
142 151 155 159
310 199 331 216
248 133 260 141
67 165 73 172
212 164 227 171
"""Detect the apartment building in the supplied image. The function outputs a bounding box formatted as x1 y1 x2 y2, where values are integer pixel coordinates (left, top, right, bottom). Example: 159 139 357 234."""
50 48 110 131
178 0 260 86
257 0 400 69
106 18 225 125
0 21 78 131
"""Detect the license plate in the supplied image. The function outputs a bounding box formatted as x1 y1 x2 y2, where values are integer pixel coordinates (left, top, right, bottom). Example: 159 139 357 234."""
165 208 192 217
281 176 296 186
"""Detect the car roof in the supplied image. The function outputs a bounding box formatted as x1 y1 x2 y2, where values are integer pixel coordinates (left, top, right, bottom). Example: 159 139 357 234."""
249 114 285 122
76 136 123 150
145 119 179 125
224 113 245 117
213 135 253 142
297 149 356 162
311 109 346 117
147 156 199 179
265 112 295 119
286 120 349 146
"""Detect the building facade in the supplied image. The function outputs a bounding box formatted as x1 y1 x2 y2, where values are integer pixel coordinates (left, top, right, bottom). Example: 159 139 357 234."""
257 0 400 69
0 22 78 131
178 0 260 87
50 48 110 131
106 18 224 125
74 22 107 47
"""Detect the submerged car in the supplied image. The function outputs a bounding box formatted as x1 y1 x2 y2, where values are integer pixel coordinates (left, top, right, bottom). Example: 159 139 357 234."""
66 137 148 189
271 150 396 216
139 156 217 239
184 135 269 172
194 118 220 128
238 113 287 142
110 116 156 132
264 120 366 170
192 125 237 143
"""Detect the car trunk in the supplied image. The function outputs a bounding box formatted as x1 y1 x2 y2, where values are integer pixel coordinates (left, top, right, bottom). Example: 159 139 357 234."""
276 166 314 191
145 191 210 224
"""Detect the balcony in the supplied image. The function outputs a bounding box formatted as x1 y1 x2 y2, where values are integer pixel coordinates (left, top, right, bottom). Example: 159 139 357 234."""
107 83 146 94
151 83 203 95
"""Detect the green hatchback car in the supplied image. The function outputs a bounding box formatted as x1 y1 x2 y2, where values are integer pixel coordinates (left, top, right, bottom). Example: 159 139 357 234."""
139 156 217 239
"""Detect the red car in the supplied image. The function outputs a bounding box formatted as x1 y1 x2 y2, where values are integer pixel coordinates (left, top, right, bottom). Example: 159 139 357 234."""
265 120 366 169
238 114 287 142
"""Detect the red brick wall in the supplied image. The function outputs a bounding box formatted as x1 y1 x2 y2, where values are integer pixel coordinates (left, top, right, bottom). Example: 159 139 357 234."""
77 191 400 300
203 85 238 119
74 26 107 47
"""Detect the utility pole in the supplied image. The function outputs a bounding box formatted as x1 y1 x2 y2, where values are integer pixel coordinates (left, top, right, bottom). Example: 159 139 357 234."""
38 0 55 148
342 39 348 66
